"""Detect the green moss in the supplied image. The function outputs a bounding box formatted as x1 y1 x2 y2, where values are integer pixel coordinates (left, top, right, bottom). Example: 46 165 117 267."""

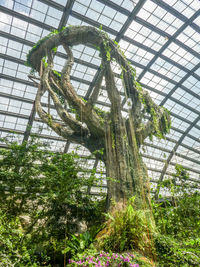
47 113 53 126
25 27 67 70
52 70 61 79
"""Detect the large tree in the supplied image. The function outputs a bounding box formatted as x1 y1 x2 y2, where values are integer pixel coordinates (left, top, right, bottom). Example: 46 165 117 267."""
27 26 170 211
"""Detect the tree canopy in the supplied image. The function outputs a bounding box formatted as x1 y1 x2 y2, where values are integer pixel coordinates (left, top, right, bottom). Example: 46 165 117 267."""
27 25 171 208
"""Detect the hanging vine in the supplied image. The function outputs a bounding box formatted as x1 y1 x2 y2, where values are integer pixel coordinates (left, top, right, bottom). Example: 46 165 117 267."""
26 25 171 210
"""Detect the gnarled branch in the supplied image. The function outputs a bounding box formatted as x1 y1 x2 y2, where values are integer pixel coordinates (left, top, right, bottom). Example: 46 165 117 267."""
42 50 89 136
28 26 170 152
135 90 171 145
86 65 104 110
35 79 83 144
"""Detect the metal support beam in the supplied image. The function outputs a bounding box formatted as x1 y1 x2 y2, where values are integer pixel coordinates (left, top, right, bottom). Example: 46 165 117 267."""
155 114 200 199
134 16 200 60
1 73 200 144
160 62 200 105
1 107 200 172
1 0 200 194
115 0 147 42
143 142 200 172
38 0 64 11
151 0 200 35
137 9 200 82
1 124 200 184
0 5 54 31
98 0 200 38
1 3 200 72
24 0 75 148
85 0 147 99
96 0 131 16
1 17 200 86
58 0 75 29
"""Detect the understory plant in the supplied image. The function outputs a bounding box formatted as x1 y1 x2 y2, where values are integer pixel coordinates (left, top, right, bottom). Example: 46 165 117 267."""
0 210 41 267
95 197 155 258
69 251 140 266
1 135 200 267
0 136 105 266
68 250 155 267
153 165 200 266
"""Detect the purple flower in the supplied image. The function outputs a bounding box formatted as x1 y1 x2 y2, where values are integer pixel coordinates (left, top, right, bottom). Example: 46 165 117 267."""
124 257 130 262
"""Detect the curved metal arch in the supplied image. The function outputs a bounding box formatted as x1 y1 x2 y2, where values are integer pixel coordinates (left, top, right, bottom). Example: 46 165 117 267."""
155 114 200 199
137 9 200 82
85 0 147 100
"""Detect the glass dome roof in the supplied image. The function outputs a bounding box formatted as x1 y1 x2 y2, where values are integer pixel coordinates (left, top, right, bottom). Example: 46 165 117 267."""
0 0 200 196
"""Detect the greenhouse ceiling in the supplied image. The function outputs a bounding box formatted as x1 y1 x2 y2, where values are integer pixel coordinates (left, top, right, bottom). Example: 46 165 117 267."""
0 0 200 195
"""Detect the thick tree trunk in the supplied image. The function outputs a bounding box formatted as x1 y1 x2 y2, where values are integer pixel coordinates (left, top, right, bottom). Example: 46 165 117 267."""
104 111 151 212
28 25 170 219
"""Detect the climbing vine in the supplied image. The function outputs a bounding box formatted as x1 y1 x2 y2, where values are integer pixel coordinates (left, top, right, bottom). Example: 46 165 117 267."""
26 25 171 214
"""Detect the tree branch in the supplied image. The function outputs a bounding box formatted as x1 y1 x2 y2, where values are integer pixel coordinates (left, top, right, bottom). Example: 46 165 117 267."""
61 43 105 137
86 65 104 110
104 60 121 112
35 85 85 144
42 50 89 136
61 44 86 111
35 59 86 145
136 90 170 145
50 74 65 99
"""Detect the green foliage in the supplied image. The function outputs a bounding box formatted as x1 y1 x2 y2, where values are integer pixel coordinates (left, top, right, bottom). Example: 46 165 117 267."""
0 136 105 265
96 197 155 254
154 233 200 266
153 165 200 266
69 250 153 266
98 25 111 62
42 57 48 68
94 106 108 118
102 39 111 61
52 47 57 53
52 69 61 78
26 27 67 70
63 231 97 259
0 137 45 217
111 32 171 141
153 192 200 239
0 210 41 266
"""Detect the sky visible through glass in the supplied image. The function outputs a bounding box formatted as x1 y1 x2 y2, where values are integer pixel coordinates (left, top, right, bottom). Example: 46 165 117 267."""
0 0 200 196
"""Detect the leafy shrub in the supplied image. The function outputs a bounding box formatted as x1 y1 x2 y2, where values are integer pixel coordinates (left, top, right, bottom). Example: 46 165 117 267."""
68 250 155 266
96 197 155 257
0 211 41 266
154 233 200 266
0 136 105 265
153 165 200 266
